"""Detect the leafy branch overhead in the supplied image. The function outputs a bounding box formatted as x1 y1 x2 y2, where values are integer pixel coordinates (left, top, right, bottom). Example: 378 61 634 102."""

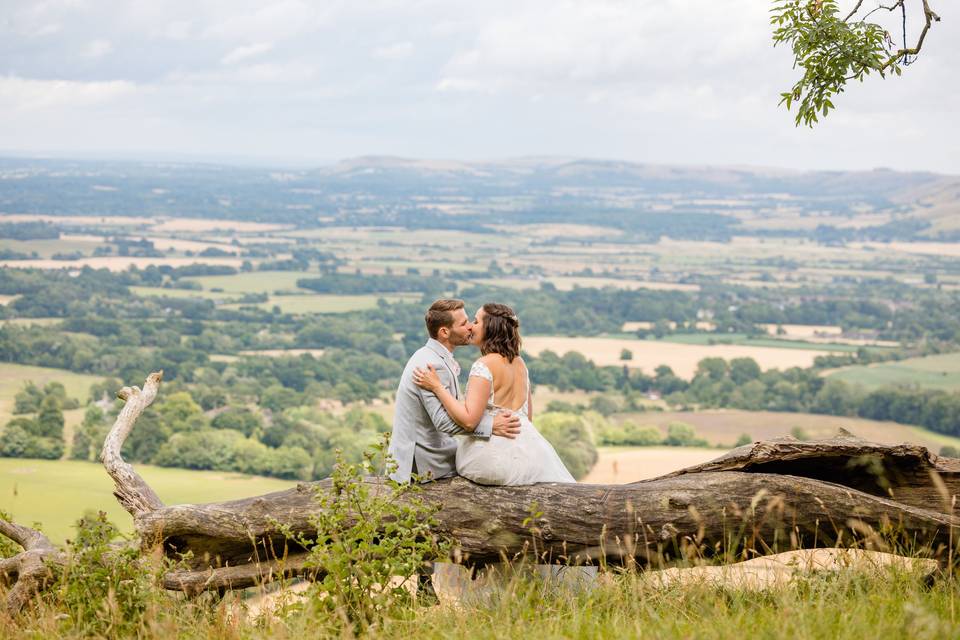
772 0 940 126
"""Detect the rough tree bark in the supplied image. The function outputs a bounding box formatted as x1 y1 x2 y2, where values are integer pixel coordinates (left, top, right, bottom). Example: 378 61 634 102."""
2 373 959 607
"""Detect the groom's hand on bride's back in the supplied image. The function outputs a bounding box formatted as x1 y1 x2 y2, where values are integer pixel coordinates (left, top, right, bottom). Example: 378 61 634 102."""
492 411 521 439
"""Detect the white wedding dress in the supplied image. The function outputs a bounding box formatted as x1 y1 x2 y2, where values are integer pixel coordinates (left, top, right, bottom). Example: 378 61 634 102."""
456 359 574 485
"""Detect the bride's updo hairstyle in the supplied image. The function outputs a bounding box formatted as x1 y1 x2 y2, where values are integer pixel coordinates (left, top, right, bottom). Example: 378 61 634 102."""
480 303 521 362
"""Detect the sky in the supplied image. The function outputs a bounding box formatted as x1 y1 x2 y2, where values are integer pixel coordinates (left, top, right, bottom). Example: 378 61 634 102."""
1 0 957 173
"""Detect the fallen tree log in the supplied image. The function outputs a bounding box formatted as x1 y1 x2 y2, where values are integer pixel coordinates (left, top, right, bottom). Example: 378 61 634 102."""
3 372 960 607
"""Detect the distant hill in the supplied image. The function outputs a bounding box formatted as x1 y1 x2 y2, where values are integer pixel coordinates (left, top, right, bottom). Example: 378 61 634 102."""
0 156 956 241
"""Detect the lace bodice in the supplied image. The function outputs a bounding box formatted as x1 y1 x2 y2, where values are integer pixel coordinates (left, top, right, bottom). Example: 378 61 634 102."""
468 359 529 416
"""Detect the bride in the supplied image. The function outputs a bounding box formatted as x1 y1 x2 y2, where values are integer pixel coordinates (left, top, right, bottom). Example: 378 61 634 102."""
412 302 574 485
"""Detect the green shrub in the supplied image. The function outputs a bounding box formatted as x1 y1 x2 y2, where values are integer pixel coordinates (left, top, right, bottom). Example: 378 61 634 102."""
734 433 753 447
663 422 709 447
537 412 598 479
53 512 167 637
281 435 448 633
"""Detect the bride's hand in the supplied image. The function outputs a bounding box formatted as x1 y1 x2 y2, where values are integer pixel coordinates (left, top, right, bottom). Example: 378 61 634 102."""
412 364 443 392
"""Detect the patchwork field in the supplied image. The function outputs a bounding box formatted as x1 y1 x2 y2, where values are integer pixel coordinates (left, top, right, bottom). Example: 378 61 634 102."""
0 256 243 271
521 336 844 379
610 409 960 451
0 458 295 544
467 276 700 292
827 352 960 391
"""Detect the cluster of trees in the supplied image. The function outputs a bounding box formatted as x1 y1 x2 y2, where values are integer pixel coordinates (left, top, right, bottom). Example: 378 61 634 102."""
589 418 710 449
70 384 395 480
0 382 74 459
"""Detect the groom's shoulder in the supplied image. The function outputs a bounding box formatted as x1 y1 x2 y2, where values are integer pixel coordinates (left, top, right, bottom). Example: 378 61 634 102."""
404 345 434 369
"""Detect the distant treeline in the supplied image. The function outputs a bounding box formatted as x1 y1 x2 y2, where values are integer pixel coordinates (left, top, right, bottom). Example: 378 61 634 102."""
0 221 60 241
297 273 454 295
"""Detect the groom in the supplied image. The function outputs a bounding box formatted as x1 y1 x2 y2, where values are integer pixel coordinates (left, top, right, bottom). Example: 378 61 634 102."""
389 298 521 483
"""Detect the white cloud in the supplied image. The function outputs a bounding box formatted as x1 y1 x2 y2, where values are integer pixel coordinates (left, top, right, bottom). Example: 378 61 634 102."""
0 0 956 173
372 41 414 60
437 0 767 95
31 23 63 37
156 20 194 40
0 75 136 112
221 42 274 65
82 38 113 58
201 0 336 41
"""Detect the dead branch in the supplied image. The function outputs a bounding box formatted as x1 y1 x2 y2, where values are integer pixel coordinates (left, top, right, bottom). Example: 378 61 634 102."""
100 371 165 518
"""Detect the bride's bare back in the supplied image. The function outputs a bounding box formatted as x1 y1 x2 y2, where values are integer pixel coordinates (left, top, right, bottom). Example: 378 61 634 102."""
482 354 529 412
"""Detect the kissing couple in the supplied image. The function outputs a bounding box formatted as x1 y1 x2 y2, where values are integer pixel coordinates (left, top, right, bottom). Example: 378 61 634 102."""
388 298 574 485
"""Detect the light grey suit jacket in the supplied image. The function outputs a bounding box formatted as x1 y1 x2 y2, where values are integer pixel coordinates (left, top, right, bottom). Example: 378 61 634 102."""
388 339 493 483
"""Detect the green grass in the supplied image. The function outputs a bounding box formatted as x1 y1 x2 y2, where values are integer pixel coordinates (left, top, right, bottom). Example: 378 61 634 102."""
0 458 295 544
829 352 960 391
3 557 955 638
225 293 422 314
129 286 233 301
183 270 315 294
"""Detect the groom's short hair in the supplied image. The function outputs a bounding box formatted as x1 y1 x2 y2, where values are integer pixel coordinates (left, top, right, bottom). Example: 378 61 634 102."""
425 298 465 338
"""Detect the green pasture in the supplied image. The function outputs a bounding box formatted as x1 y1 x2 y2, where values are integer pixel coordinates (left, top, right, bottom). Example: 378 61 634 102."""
182 270 316 294
0 363 105 441
0 237 104 259
225 293 422 314
0 458 295 544
129 286 233 301
0 363 103 405
828 352 960 391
